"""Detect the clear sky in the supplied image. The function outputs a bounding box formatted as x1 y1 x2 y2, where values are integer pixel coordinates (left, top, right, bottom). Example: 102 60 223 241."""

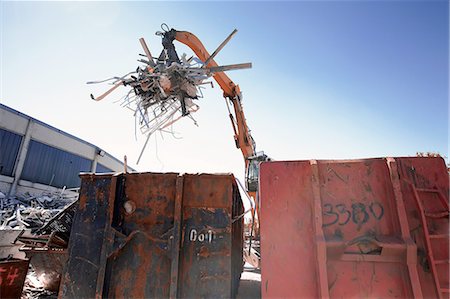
1 1 448 183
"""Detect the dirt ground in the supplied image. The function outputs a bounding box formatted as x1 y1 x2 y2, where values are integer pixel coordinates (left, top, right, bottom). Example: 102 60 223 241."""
237 265 261 299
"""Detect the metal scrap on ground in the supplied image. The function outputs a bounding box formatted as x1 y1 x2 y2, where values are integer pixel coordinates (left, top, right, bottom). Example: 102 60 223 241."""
0 189 78 298
0 190 78 231
88 24 251 163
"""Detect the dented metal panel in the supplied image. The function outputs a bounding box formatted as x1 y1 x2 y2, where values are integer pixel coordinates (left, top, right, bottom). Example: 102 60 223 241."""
59 172 243 298
260 157 449 298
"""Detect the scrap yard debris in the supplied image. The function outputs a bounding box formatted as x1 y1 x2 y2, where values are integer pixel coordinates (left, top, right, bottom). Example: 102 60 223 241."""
88 24 251 163
0 189 78 298
0 190 78 231
21 267 57 299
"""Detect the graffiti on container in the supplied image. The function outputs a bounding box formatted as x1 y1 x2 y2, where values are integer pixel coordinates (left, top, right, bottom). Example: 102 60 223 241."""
322 202 384 227
189 229 214 243
0 266 21 286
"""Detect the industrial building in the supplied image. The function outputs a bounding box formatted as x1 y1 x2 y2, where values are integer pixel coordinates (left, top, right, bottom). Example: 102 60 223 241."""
0 103 129 196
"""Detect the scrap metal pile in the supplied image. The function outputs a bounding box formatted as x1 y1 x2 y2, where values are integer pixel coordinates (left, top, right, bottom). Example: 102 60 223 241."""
88 24 251 163
0 190 78 231
0 190 78 298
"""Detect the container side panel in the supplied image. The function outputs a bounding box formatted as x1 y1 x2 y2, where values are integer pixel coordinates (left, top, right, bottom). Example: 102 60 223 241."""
318 159 400 243
260 159 419 298
231 184 244 298
183 174 232 208
397 157 449 193
260 161 319 298
327 261 410 298
106 232 171 298
60 176 112 298
397 157 449 297
179 175 239 298
119 173 177 236
60 172 241 299
180 207 232 298
316 159 412 298
106 173 177 298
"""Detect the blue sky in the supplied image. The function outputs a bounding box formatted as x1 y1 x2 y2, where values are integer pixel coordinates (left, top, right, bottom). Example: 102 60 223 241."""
1 1 448 181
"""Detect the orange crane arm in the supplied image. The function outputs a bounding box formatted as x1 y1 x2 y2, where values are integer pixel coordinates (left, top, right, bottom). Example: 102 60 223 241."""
175 31 236 97
174 31 256 167
172 29 263 269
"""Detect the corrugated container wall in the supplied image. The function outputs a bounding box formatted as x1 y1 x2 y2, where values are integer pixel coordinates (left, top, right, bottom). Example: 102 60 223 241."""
260 157 449 299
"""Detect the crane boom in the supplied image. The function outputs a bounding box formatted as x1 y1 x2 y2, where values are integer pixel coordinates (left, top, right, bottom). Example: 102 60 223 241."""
170 29 268 269
173 30 257 170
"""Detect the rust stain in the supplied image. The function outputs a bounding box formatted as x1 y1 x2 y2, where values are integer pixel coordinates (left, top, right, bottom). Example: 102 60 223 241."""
61 172 243 298
261 158 448 298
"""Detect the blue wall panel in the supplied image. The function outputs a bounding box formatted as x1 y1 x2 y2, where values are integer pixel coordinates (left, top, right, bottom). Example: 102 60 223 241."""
96 163 112 173
21 140 92 188
0 129 22 177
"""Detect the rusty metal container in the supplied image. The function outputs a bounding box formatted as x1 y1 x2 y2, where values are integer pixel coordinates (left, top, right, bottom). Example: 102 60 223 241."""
0 258 29 299
22 247 68 292
59 172 243 298
260 157 449 298
0 230 26 260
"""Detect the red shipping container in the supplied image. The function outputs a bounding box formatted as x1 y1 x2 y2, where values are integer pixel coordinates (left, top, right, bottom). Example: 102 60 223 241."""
260 157 449 298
